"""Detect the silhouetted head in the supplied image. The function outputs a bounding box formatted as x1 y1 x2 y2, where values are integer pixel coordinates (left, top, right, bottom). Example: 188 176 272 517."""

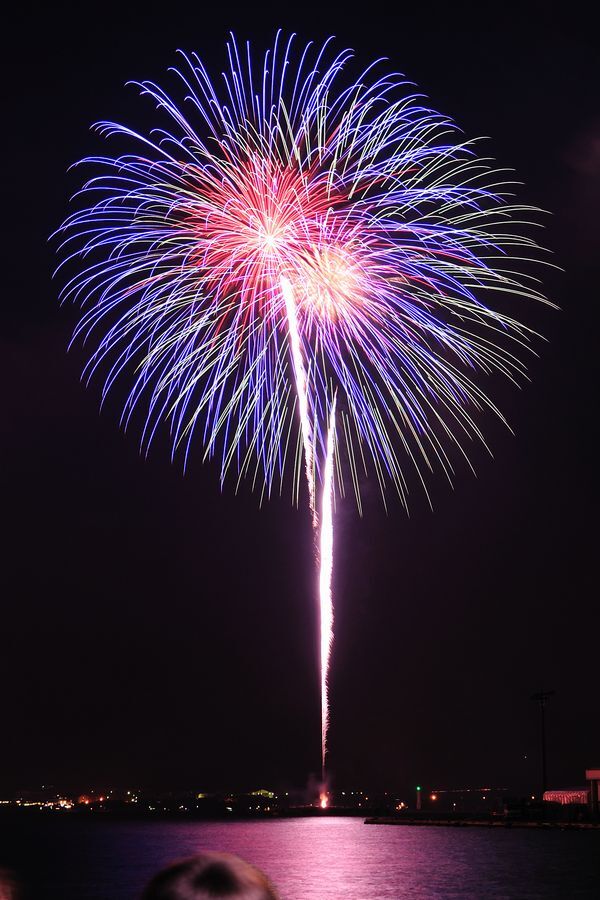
0 868 20 900
140 852 279 900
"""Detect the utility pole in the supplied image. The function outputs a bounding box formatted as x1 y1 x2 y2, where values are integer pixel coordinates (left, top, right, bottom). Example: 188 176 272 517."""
531 689 555 797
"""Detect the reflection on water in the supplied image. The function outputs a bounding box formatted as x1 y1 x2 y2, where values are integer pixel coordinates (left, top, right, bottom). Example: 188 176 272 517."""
1 816 599 899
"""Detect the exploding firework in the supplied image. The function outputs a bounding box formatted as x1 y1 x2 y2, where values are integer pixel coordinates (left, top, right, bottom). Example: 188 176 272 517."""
55 32 550 776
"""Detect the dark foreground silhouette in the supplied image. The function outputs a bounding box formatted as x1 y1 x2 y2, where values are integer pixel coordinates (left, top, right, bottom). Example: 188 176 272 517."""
141 852 280 900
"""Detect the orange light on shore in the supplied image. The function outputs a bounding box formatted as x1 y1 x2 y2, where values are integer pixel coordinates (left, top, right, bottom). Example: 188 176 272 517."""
430 793 437 801
320 793 328 809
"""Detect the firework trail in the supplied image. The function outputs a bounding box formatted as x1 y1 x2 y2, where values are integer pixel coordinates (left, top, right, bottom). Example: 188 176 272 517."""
55 32 550 777
283 271 332 773
281 275 316 522
283 271 332 772
320 395 337 775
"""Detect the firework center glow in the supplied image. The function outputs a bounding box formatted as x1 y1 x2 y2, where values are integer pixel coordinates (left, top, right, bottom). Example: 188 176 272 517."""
299 245 363 322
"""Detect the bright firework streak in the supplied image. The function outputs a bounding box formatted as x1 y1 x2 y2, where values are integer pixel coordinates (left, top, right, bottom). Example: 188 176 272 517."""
320 396 337 773
281 275 316 522
284 268 336 769
283 271 334 768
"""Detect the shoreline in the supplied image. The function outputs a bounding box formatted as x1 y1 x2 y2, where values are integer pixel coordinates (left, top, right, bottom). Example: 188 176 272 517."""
2 809 599 830
365 817 600 830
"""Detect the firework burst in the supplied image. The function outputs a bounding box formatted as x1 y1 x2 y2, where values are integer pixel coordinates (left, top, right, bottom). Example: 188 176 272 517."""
55 32 551 773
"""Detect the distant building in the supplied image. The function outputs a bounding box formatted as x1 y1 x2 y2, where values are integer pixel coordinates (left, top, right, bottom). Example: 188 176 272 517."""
543 789 587 805
586 768 600 816
543 767 600 815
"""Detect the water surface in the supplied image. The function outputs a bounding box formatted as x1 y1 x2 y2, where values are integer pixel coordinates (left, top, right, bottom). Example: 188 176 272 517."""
2 816 599 898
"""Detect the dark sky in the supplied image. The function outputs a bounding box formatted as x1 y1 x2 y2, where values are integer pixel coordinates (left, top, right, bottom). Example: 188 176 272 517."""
2 3 598 799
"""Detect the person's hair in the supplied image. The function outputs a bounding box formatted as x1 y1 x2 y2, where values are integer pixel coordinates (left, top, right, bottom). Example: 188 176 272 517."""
140 852 279 900
0 868 20 900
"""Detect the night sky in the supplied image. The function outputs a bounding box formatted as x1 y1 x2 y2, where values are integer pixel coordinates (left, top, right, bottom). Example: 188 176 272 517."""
2 4 598 799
